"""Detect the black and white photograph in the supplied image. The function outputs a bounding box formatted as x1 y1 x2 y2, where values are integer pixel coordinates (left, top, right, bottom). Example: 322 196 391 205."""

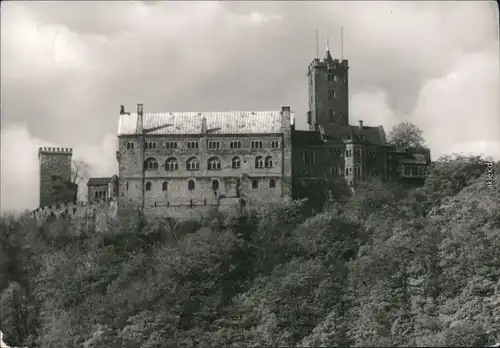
0 1 499 347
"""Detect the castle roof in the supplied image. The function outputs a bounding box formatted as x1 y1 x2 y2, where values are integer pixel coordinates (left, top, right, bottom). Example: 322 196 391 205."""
322 124 387 145
117 111 293 136
292 130 324 146
87 177 112 186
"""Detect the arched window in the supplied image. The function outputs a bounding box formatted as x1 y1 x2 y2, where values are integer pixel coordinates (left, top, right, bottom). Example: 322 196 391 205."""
144 157 159 170
162 181 168 191
166 141 178 149
126 142 135 150
186 157 200 171
269 179 276 188
232 156 241 169
230 140 242 149
212 179 219 190
188 180 195 191
145 181 152 191
255 156 264 168
264 156 273 168
94 191 99 199
208 157 221 170
146 141 157 149
165 157 178 171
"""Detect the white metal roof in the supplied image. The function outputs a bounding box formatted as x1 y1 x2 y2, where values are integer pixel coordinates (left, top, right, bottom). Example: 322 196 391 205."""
117 111 293 136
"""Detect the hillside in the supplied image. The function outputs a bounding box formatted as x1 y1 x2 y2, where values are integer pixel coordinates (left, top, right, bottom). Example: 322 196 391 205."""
0 155 498 347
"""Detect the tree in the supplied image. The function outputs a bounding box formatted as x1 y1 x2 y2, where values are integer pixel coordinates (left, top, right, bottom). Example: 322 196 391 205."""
72 159 91 185
387 121 426 148
71 159 91 202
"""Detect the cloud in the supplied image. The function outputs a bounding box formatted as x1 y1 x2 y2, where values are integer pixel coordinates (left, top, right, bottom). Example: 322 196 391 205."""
1 1 499 213
0 124 117 213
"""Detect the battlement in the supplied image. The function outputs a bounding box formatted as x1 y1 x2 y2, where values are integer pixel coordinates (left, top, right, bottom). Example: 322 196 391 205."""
29 197 118 225
38 147 73 156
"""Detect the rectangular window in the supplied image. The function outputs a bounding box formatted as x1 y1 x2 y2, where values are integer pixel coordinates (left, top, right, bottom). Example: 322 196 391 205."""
328 90 335 99
303 150 316 165
328 109 335 122
252 179 258 189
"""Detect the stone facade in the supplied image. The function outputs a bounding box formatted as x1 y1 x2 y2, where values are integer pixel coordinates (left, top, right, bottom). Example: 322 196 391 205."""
38 147 77 208
36 48 431 218
87 176 119 202
116 106 293 215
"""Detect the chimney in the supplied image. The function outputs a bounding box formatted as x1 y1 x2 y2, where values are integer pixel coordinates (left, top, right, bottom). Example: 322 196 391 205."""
201 117 207 134
281 106 291 132
137 103 144 134
358 120 363 129
120 105 125 115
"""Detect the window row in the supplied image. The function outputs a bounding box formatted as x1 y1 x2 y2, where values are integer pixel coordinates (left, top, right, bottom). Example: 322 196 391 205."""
144 155 275 171
345 166 362 176
94 190 107 199
126 139 281 150
328 148 343 157
144 178 277 191
345 149 362 157
403 164 426 176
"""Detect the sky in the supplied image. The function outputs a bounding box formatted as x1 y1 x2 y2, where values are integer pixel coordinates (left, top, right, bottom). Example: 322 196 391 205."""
1 1 499 213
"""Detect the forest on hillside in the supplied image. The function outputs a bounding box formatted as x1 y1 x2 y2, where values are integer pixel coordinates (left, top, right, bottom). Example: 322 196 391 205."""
0 154 499 347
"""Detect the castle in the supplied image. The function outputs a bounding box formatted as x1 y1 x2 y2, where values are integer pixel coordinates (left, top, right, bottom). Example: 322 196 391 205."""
33 47 431 220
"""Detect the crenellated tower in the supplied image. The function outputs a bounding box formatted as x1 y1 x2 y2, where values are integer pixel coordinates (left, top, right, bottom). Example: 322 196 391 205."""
307 40 349 130
38 147 76 208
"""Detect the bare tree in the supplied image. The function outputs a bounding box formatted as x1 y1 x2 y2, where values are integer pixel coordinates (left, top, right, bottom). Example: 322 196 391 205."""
387 121 426 148
71 159 91 202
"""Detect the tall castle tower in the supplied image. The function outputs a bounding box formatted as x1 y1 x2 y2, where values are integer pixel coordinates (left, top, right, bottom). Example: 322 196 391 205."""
38 147 76 207
307 40 349 131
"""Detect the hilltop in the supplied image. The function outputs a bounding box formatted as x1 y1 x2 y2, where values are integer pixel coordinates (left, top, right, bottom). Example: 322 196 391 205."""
0 154 498 347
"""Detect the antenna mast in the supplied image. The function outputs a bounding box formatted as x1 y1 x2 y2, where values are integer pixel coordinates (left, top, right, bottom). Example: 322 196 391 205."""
340 26 344 60
315 29 319 58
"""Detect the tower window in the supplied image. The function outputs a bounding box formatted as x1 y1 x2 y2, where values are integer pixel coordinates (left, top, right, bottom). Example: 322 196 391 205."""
212 179 219 190
252 179 259 189
165 157 178 171
188 180 195 191
126 142 135 150
125 182 129 191
328 109 335 122
271 140 280 149
232 156 241 169
327 73 333 82
162 181 168 191
303 150 315 165
269 178 276 188
145 181 152 191
328 90 335 99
